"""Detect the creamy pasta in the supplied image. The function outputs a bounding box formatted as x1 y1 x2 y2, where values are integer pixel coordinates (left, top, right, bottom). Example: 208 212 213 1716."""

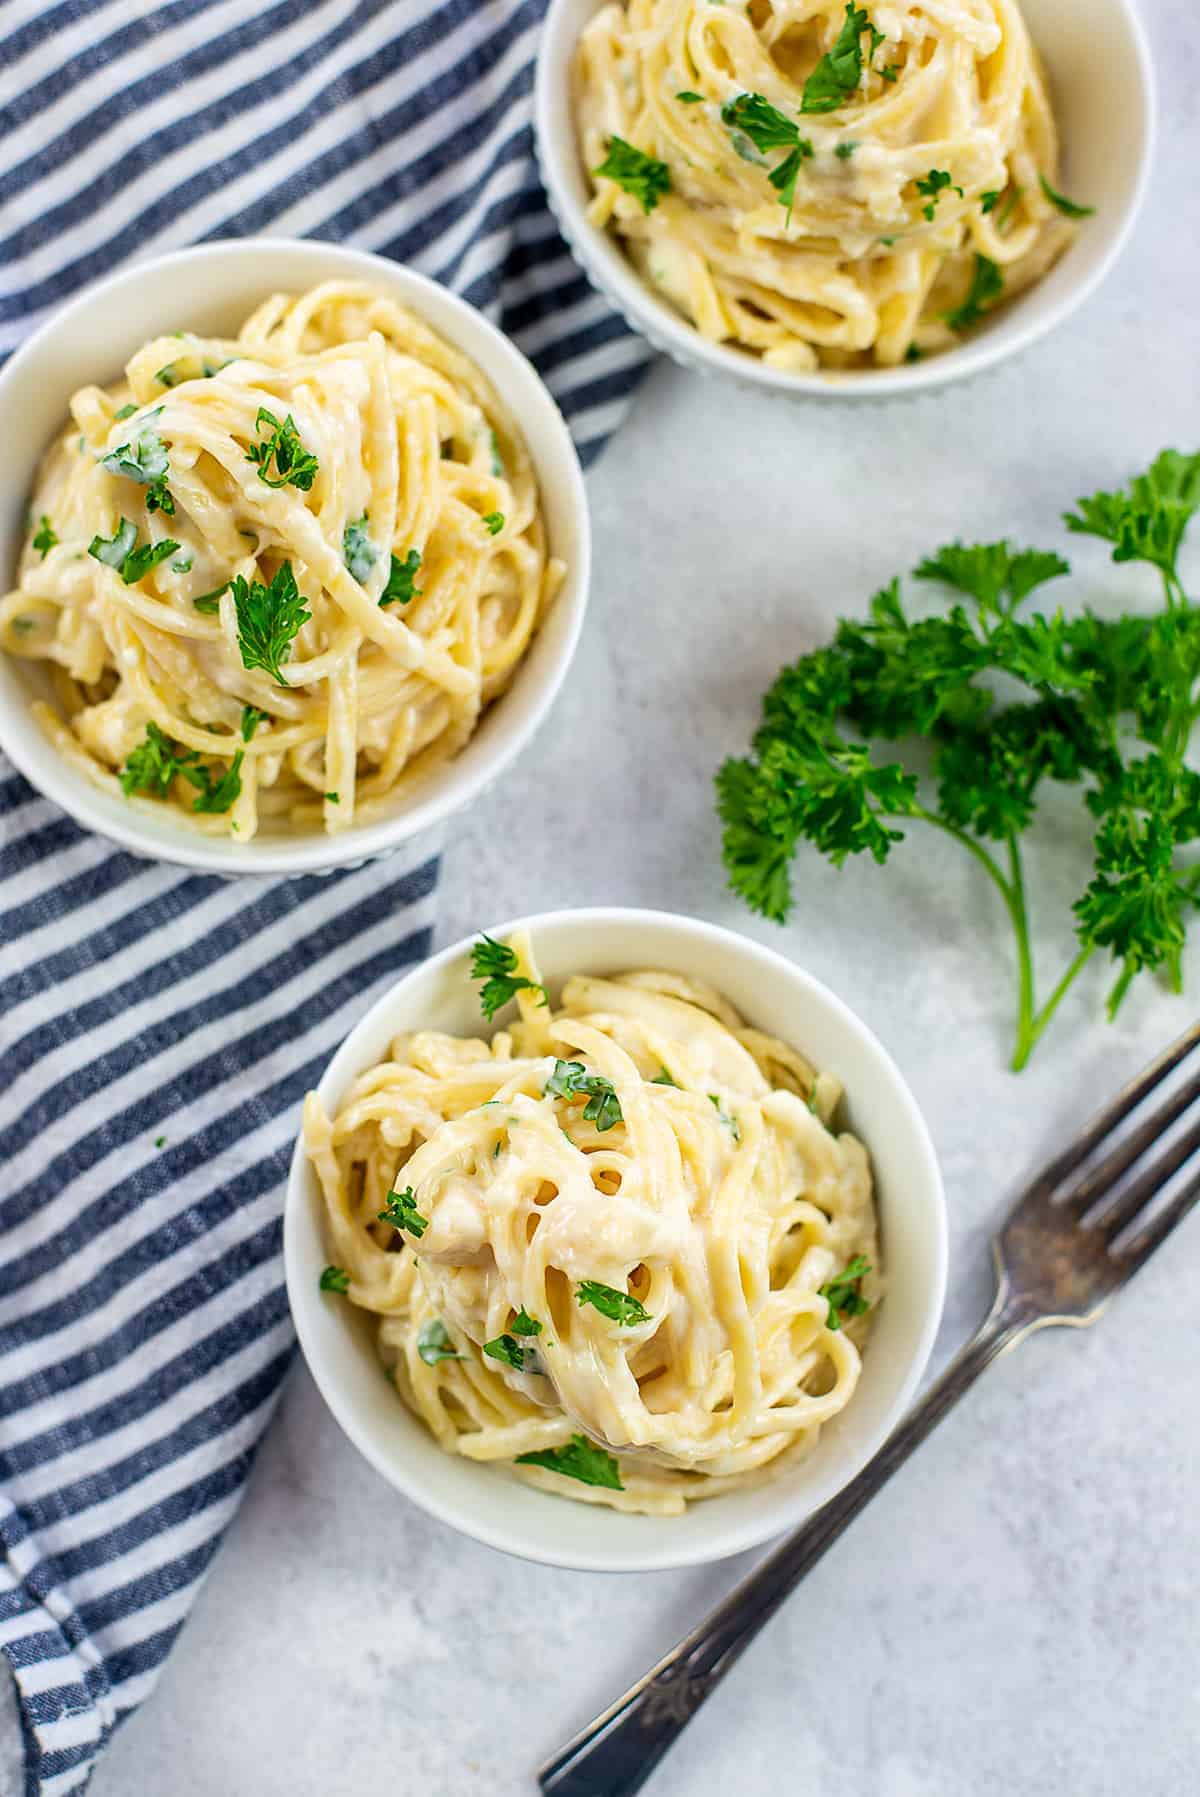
1 282 560 838
576 0 1080 370
304 932 880 1515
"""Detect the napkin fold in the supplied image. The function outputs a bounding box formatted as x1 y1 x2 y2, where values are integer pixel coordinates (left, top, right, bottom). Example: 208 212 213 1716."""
0 2 652 1789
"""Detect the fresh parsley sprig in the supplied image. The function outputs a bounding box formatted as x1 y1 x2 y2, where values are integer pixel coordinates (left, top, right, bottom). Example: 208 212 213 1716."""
470 934 549 1020
594 137 671 214
120 722 197 798
819 1256 871 1329
231 562 311 686
515 1434 624 1491
245 407 319 491
716 451 1200 1069
544 1060 623 1132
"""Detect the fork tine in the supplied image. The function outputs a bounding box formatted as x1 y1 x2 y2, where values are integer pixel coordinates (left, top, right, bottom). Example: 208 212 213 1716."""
1089 1112 1200 1240
1114 1162 1200 1272
1060 1068 1200 1212
1029 1019 1200 1199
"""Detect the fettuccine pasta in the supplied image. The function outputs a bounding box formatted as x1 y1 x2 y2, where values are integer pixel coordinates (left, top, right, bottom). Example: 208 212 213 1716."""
304 933 880 1515
577 0 1080 370
1 282 560 838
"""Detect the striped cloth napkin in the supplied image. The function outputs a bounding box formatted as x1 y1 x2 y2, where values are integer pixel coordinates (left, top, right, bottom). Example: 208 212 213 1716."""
0 4 652 1792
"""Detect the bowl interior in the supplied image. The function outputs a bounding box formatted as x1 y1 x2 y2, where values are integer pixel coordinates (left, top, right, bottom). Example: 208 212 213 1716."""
0 239 589 874
285 909 947 1570
536 0 1154 397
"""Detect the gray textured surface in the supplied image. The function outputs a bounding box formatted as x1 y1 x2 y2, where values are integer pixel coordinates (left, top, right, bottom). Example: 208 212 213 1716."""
81 5 1200 1792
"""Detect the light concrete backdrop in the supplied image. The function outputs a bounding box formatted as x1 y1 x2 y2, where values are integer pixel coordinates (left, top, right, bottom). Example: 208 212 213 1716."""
86 3 1198 1791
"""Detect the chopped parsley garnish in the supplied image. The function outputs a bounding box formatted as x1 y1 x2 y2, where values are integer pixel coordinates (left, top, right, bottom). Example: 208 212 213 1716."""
819 1255 871 1329
652 1066 679 1086
905 343 923 362
944 254 1003 331
119 721 197 798
114 403 138 421
343 514 378 583
184 752 243 815
482 511 504 535
676 90 704 103
245 407 319 491
377 1185 428 1238
484 1332 531 1371
240 704 267 741
980 189 1001 215
101 419 174 515
916 168 963 220
469 933 549 1020
510 1307 543 1337
380 548 422 607
708 1094 742 1141
544 1059 623 1132
996 187 1022 231
417 1319 464 1364
835 141 858 160
192 584 227 614
489 430 503 476
172 552 193 573
515 1434 623 1491
154 1135 167 1149
230 562 311 686
576 1281 650 1326
720 94 814 219
31 515 56 559
319 1265 350 1294
324 791 339 804
1039 173 1094 219
800 3 885 114
88 519 180 585
594 137 671 214
715 448 1200 1068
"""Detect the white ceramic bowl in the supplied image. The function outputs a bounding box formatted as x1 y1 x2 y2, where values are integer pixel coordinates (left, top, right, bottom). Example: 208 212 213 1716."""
535 0 1156 399
285 907 947 1570
0 239 590 876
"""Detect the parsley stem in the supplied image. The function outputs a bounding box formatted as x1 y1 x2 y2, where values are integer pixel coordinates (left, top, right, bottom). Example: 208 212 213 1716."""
911 806 1012 908
1006 834 1037 1071
1018 945 1095 1070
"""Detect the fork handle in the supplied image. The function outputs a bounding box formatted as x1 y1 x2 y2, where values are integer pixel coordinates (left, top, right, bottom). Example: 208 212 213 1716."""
538 1296 1027 1797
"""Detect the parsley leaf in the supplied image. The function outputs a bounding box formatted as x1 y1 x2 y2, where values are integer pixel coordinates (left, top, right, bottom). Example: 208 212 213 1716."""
944 254 1004 331
510 1308 542 1337
119 722 197 798
1039 173 1094 219
101 420 174 515
114 403 138 421
544 1059 623 1132
677 90 704 103
594 137 671 213
835 141 858 160
245 407 319 491
484 1332 532 1371
380 549 422 607
1064 450 1200 595
89 519 180 585
231 562 311 686
652 1066 679 1086
192 583 228 614
800 4 885 114
319 1265 350 1294
819 1255 871 1329
31 515 56 559
914 542 1070 617
377 1185 428 1239
916 168 963 220
482 511 504 535
576 1281 650 1326
343 514 378 583
417 1319 463 1364
183 752 243 815
469 933 549 1020
515 1434 624 1491
720 94 814 219
980 189 1001 214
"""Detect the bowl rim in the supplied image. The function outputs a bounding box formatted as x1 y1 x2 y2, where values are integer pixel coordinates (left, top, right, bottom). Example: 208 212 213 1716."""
533 0 1158 400
283 905 949 1570
0 236 591 877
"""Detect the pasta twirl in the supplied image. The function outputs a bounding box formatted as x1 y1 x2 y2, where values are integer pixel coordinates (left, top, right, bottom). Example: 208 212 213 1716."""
304 933 881 1515
1 281 561 838
577 0 1077 370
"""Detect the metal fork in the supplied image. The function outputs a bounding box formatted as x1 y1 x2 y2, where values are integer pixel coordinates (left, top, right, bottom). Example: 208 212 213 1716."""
539 1022 1200 1797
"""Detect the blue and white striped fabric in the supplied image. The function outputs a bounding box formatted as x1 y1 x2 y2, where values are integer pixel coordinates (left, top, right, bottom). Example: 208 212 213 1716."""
0 4 652 1791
